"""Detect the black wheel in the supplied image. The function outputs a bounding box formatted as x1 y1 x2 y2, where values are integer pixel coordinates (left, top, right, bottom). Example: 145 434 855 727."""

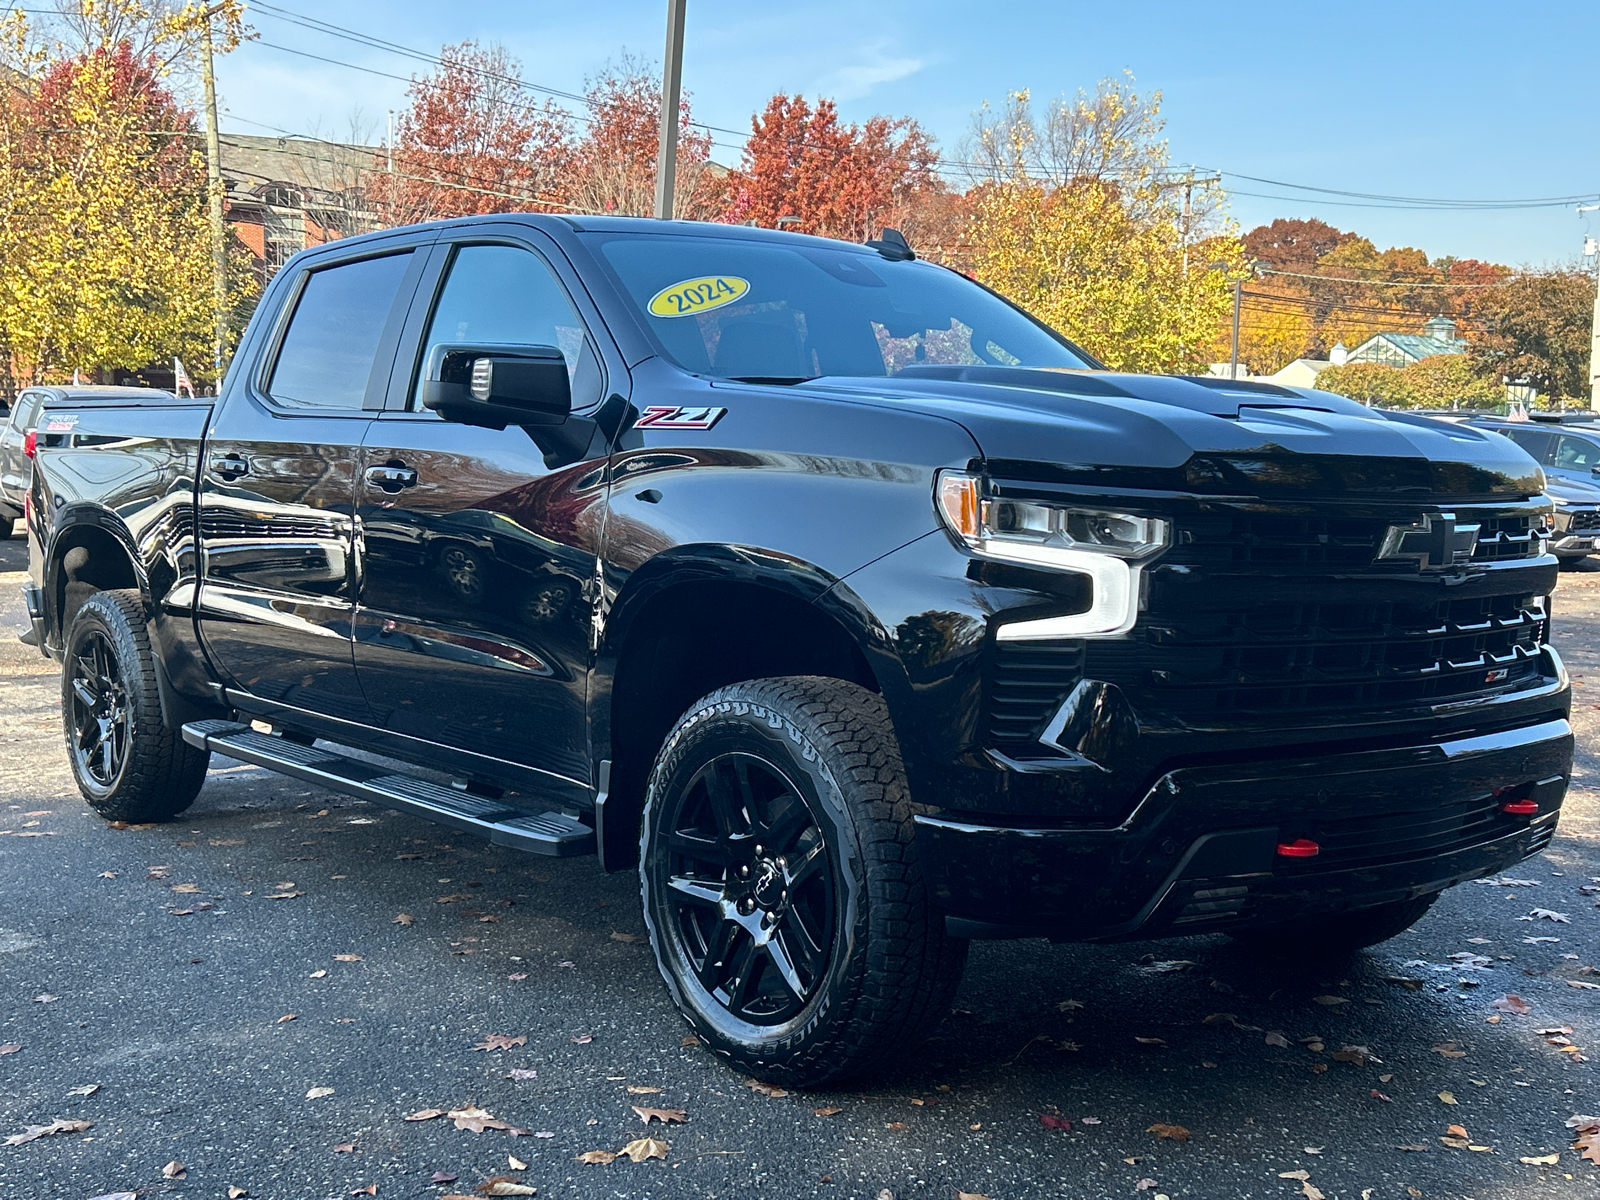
437 544 486 602
517 577 576 624
1229 893 1440 956
640 676 967 1087
62 589 210 822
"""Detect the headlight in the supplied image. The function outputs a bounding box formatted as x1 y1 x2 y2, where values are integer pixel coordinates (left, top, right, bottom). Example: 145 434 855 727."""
935 471 1169 640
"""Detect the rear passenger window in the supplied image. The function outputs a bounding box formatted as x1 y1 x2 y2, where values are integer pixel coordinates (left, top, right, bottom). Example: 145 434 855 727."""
1504 429 1552 462
267 253 413 410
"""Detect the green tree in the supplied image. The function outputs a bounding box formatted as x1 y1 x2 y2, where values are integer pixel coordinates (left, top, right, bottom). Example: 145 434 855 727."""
1314 354 1501 410
1469 269 1597 404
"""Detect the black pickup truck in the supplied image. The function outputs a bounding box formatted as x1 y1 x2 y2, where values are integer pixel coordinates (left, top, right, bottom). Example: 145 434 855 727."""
21 215 1573 1084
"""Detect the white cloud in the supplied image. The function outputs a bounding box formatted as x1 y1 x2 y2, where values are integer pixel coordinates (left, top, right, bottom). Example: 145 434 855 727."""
809 45 926 102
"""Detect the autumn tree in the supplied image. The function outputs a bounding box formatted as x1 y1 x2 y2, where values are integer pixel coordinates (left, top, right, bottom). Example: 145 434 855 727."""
962 78 1244 373
723 94 943 245
0 3 256 391
560 54 718 219
1469 269 1597 404
1315 355 1501 409
369 40 572 224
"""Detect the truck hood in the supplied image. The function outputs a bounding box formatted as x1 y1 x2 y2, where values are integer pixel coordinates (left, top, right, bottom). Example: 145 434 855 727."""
803 366 1543 500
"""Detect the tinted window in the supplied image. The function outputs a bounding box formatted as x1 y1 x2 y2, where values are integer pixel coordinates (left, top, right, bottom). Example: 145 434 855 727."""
417 244 600 409
10 391 45 431
1502 428 1553 461
585 232 1094 380
1556 434 1600 470
268 252 413 410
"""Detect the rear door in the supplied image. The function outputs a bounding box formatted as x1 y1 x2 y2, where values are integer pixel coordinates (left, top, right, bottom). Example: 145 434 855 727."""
1551 432 1600 485
352 233 613 786
197 242 429 725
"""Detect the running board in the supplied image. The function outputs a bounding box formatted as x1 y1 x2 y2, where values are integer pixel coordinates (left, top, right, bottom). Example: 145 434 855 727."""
181 720 595 857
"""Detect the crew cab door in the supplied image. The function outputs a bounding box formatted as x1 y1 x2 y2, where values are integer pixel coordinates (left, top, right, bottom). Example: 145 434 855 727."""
197 243 430 724
351 233 613 785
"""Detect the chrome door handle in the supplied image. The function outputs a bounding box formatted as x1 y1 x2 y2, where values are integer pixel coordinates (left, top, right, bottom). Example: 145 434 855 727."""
364 464 417 492
209 454 248 480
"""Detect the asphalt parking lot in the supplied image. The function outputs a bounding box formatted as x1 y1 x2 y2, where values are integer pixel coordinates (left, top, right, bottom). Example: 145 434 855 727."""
2 534 1597 1200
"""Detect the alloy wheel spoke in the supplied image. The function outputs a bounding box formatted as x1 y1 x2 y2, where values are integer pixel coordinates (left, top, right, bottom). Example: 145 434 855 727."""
97 720 117 779
786 842 826 891
764 930 808 1002
701 762 744 840
723 934 762 1012
761 791 812 852
71 677 98 708
697 918 740 990
666 874 725 908
782 906 826 976
666 828 730 867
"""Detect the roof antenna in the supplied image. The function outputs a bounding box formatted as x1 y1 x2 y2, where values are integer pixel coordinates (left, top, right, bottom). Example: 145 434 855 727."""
865 228 915 261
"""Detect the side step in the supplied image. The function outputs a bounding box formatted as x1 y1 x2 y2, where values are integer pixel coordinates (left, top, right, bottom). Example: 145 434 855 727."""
182 720 595 857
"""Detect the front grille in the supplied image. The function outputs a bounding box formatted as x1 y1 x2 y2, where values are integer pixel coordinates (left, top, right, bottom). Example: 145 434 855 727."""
1566 509 1600 532
1168 510 1545 571
1134 592 1547 716
1294 795 1555 871
986 641 1083 745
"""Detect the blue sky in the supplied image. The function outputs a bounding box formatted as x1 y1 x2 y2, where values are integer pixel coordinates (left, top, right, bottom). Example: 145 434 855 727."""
223 0 1598 267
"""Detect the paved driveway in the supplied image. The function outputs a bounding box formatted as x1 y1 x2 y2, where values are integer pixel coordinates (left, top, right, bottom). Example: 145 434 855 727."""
2 537 1597 1200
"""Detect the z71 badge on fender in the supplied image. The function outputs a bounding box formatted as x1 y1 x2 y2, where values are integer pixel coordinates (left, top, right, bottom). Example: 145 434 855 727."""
634 405 727 431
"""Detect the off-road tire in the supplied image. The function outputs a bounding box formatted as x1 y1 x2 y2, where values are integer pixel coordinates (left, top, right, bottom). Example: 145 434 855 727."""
62 589 210 822
1229 893 1440 956
640 676 967 1087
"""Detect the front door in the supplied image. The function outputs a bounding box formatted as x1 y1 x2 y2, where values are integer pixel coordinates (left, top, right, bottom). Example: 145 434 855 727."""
197 246 427 725
353 239 612 785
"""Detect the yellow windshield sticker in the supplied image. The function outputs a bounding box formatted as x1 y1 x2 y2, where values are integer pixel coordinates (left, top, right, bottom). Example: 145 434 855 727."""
647 275 749 318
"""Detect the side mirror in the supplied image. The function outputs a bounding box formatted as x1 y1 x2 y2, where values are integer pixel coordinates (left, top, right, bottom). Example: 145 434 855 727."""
419 343 572 429
1590 465 1600 478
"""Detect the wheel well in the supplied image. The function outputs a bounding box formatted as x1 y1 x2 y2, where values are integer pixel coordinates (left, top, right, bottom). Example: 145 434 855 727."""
604 579 877 869
53 525 139 637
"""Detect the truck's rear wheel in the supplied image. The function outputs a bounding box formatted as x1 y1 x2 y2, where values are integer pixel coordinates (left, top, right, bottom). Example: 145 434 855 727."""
640 676 966 1087
62 589 210 822
1229 893 1440 955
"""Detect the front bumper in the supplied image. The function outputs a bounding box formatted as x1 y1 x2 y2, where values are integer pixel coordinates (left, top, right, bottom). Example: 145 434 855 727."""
1550 534 1596 557
918 715 1572 940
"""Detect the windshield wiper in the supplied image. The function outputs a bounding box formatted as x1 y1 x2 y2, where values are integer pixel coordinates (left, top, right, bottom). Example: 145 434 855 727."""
723 375 818 385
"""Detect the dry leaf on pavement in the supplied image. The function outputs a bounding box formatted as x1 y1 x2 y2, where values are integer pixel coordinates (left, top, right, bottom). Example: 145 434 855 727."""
1571 1116 1600 1164
404 1108 445 1122
576 1150 616 1164
277 1014 297 1024
746 1080 788 1098
1490 994 1532 1014
1398 1144 1430 1152
393 913 413 926
1432 1041 1467 1057
309 969 328 978
610 931 644 944
569 1034 594 1044
507 1154 527 1170
0 1044 18 1056
228 1189 249 1199
631 1106 686 1124
1520 1153 1560 1165
4 1119 91 1145
430 1171 458 1184
478 1180 536 1196
162 1161 186 1178
67 1084 98 1096
1147 1123 1190 1142
619 1136 669 1162
474 1034 527 1052
1438 1091 1458 1105
1265 1030 1291 1048
333 954 362 962
1133 1036 1166 1047
350 1187 377 1196
1312 995 1348 1006
306 1087 334 1099
956 1193 993 1200
449 1106 511 1133
626 1085 661 1094
507 1069 537 1081
1524 909 1570 922
1301 1184 1325 1200
813 1107 842 1116
1331 1045 1378 1065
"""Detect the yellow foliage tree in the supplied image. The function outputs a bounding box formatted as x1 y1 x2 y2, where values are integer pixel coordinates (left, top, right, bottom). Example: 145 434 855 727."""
963 78 1244 373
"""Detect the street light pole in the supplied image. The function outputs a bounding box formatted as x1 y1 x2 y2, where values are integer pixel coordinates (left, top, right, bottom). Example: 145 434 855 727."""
199 13 228 379
653 0 687 220
1230 278 1242 380
1582 205 1600 410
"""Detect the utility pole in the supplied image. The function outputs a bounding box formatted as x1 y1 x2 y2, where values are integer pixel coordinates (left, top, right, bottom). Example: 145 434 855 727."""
1230 278 1243 380
199 13 228 381
1583 205 1600 410
653 0 687 220
1179 168 1221 279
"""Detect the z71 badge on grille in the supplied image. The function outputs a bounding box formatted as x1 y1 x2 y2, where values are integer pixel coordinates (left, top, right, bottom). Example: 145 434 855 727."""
634 405 726 431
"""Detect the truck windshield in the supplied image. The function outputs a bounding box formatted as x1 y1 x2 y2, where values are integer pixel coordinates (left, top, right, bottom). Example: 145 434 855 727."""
583 232 1095 381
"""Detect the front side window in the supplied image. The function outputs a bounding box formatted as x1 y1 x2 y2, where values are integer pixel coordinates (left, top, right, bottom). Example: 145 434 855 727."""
583 232 1094 381
415 243 601 410
267 252 414 411
1503 429 1553 462
10 391 46 431
1555 434 1600 471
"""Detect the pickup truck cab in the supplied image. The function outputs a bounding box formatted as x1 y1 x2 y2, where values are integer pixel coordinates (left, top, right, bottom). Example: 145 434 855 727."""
22 215 1573 1084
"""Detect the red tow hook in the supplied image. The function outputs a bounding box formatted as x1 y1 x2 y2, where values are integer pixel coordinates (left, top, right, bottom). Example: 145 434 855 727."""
1276 838 1320 858
1499 799 1539 815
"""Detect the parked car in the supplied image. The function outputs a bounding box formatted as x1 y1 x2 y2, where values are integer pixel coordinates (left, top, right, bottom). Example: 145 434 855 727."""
1540 476 1600 566
1473 415 1600 488
19 216 1572 1084
1 386 171 538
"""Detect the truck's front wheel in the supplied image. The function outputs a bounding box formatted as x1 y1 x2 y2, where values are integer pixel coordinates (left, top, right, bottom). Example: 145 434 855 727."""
640 676 966 1087
62 590 210 822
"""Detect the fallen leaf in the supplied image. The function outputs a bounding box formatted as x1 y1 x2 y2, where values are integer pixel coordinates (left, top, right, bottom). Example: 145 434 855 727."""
265 891 305 900
1133 1036 1166 1046
1432 1041 1467 1057
211 838 245 846
1139 959 1196 973
746 1080 788 1098
4 1119 91 1146
1147 1123 1190 1142
1081 1116 1102 1124
1332 1045 1378 1065
1058 998 1085 1011
162 1161 186 1178
277 1014 297 1024
474 1034 528 1052
1526 908 1570 922
1490 994 1532 1014
1469 1144 1493 1153
956 1193 992 1200
507 973 527 981
229 1189 249 1199
1446 1124 1469 1139
1302 1184 1325 1200
1520 1153 1560 1165
1040 1114 1072 1130
333 953 362 962
1265 1030 1291 1048
569 1033 594 1045
610 931 644 944
1438 1091 1458 1105
1371 1089 1393 1102
632 1105 686 1125
449 1106 511 1133
1382 976 1423 990
813 1107 842 1116
430 1171 459 1183
576 1150 616 1164
1135 1181 1158 1192
1379 1074 1393 1082
1312 995 1348 1006
306 1086 335 1099
680 1035 700 1047
1398 1144 1430 1152
1568 980 1600 990
480 1178 535 1195
350 1187 377 1197
619 1136 669 1162
309 969 328 979
1201 1012 1237 1026
96 870 117 879
626 1085 662 1094
507 1068 537 1081
67 1084 98 1096
1279 1171 1310 1182
886 1121 907 1130
392 913 413 926
333 1142 355 1153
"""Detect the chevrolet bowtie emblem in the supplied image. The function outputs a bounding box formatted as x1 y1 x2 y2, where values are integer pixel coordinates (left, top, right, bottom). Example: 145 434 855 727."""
1377 512 1481 569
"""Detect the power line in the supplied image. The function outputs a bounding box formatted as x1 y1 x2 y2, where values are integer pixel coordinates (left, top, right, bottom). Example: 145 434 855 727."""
1223 171 1597 211
1258 267 1511 289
